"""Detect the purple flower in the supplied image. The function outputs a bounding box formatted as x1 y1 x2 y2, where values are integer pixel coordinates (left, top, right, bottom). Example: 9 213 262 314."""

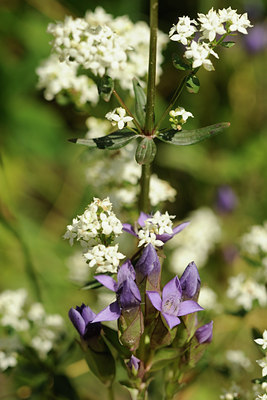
127 355 140 371
180 262 201 301
245 23 267 53
68 304 101 339
123 212 189 245
92 260 141 323
146 276 204 329
215 185 237 214
195 321 213 344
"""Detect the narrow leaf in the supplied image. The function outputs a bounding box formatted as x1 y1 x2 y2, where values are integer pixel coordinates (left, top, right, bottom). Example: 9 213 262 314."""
97 75 114 102
220 41 235 48
133 78 146 127
186 75 200 94
172 54 191 71
135 137 157 165
157 122 230 146
69 130 137 150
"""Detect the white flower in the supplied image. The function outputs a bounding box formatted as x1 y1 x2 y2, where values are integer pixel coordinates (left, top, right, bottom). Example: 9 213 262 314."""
138 229 164 248
85 117 110 139
184 41 218 71
149 175 176 206
226 350 251 369
0 351 18 371
198 286 222 311
257 395 267 400
83 244 125 273
227 274 267 310
255 330 267 350
218 7 239 23
28 303 46 321
257 357 267 377
105 107 133 130
198 8 226 42
229 12 253 34
137 211 175 248
240 222 267 256
169 106 194 129
169 16 198 45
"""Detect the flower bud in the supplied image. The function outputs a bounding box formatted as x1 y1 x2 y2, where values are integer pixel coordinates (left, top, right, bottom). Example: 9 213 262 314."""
180 262 201 301
195 321 213 344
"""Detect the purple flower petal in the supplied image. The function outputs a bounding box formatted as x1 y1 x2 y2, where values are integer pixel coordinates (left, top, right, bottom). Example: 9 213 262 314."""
94 275 117 292
157 221 190 243
79 304 96 325
180 262 201 300
138 212 150 226
135 244 158 277
92 301 121 322
117 260 136 285
195 321 213 343
119 279 141 309
68 308 86 336
177 300 204 317
127 355 140 370
162 312 181 329
122 223 137 237
162 276 182 303
146 291 162 312
172 221 190 235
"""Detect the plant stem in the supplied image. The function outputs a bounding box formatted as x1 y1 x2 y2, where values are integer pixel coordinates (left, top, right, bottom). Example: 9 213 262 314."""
112 89 142 134
107 384 115 400
144 0 158 135
138 164 151 213
155 74 187 131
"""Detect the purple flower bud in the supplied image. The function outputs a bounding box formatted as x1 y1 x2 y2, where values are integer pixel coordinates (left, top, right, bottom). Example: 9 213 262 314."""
245 23 267 54
180 262 201 300
127 355 140 371
68 304 101 340
216 185 237 214
195 321 213 344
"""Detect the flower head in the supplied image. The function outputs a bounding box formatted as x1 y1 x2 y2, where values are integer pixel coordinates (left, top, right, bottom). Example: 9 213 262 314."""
184 41 219 71
169 16 198 45
198 8 226 42
68 304 101 340
180 261 201 300
255 330 267 350
169 107 194 130
147 276 203 329
105 107 133 130
195 321 213 343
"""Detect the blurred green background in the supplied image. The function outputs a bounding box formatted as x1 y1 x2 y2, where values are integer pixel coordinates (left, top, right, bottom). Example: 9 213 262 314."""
0 0 266 399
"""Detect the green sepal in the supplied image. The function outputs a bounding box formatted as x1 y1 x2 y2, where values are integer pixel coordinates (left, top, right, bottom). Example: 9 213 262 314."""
157 122 230 146
133 78 146 127
220 41 235 48
80 335 116 385
82 279 103 290
186 75 200 94
186 336 209 368
118 306 144 351
69 130 137 150
150 348 180 372
252 376 267 384
150 315 177 349
172 54 191 71
102 325 131 359
135 137 157 165
97 75 114 102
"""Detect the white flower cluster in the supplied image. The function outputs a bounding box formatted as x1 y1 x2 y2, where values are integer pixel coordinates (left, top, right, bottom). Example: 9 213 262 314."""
240 222 267 257
255 331 267 379
198 286 222 312
84 126 176 209
36 54 99 105
227 273 267 311
64 197 125 273
0 289 64 363
105 107 133 130
169 107 194 130
219 391 239 400
138 211 175 247
225 350 251 369
40 6 167 106
167 207 221 274
0 351 18 372
169 7 253 71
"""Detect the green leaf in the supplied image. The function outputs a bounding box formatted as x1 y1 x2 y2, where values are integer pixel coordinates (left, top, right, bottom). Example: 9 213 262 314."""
150 348 180 371
69 130 137 150
97 75 114 102
102 325 131 358
157 122 230 146
220 41 235 48
135 137 157 165
133 78 146 127
172 53 191 71
186 75 200 94
119 306 144 351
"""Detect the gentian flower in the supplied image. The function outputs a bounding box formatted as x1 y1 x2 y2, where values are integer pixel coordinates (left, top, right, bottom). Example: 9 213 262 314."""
146 276 204 329
123 211 189 247
215 185 237 213
68 303 101 340
92 260 141 323
195 321 213 343
127 355 140 372
180 261 201 301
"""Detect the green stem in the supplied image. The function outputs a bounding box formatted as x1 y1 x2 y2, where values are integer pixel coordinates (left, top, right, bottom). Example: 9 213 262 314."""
155 74 188 131
107 384 115 400
138 164 151 213
112 89 142 134
144 0 158 135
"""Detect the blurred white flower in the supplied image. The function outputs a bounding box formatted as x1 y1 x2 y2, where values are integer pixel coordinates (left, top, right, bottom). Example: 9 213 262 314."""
255 330 267 350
